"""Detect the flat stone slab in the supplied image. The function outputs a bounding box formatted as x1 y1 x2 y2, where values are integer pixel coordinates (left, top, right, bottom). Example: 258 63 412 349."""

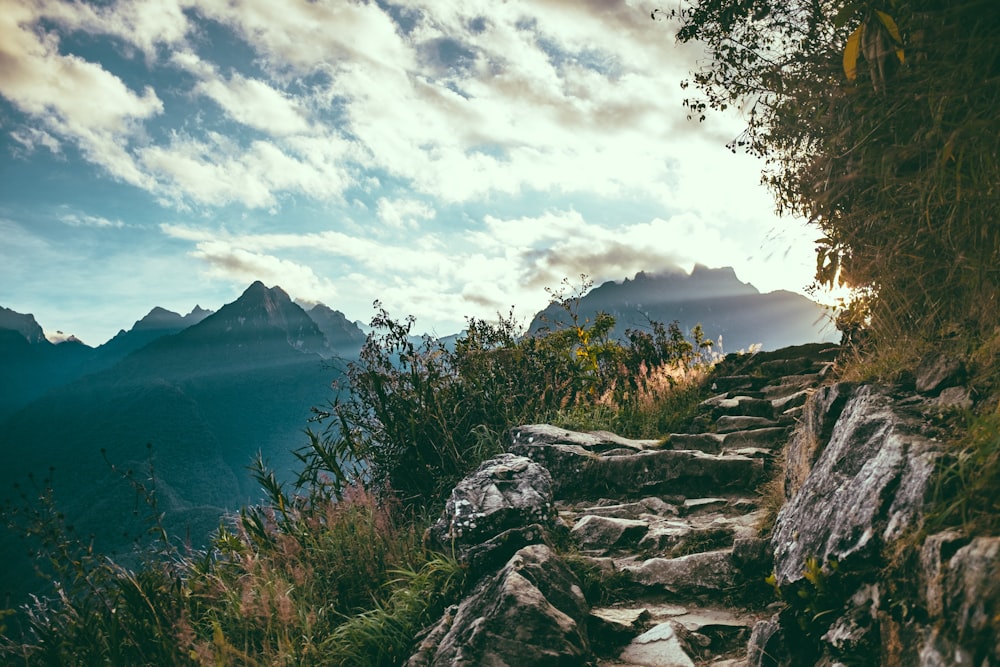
622 550 737 596
510 428 764 501
715 416 778 433
666 433 725 453
722 427 790 449
509 424 661 452
572 515 649 550
618 622 695 667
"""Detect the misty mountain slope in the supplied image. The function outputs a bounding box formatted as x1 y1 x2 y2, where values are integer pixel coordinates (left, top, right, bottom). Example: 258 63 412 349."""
530 266 837 352
0 283 345 608
83 305 213 373
0 321 94 421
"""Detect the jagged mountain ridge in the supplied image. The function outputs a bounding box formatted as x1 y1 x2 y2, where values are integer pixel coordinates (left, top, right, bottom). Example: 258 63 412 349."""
530 265 838 352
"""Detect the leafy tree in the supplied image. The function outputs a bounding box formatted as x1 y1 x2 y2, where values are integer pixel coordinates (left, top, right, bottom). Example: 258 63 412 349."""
659 0 1000 339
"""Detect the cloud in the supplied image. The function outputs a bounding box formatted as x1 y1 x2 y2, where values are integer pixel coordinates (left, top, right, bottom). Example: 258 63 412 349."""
60 213 125 228
0 0 163 187
34 0 190 58
8 126 61 155
375 197 436 229
187 241 340 303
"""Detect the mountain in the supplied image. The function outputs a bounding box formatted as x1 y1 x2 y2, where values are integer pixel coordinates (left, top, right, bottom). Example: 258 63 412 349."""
0 308 95 419
82 305 214 373
529 265 838 352
0 283 353 609
0 306 47 344
307 304 368 357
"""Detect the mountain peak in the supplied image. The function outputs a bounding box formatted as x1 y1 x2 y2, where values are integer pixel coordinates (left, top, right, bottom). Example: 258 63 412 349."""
0 306 47 345
189 283 328 357
133 307 184 332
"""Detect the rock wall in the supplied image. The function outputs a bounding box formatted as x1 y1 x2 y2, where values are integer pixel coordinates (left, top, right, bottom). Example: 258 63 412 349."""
751 358 999 666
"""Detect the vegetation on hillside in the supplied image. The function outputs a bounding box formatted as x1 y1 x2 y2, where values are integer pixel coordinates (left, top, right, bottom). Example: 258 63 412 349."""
1 282 717 664
663 0 998 350
663 0 1000 538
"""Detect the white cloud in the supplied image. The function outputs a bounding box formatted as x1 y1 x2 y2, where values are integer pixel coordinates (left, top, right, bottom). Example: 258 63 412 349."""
0 0 163 187
9 126 62 155
189 241 340 303
60 213 125 228
375 197 436 229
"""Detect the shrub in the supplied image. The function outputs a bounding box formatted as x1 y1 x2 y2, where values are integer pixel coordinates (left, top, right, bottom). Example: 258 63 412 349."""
307 290 717 507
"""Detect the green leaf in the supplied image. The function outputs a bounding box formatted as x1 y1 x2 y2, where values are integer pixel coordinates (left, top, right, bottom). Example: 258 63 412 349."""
843 25 864 80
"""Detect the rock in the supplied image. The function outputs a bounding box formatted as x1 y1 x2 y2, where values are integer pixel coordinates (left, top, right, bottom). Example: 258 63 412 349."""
589 607 651 654
820 584 880 658
783 383 854 498
639 522 695 553
746 615 791 667
933 386 974 410
712 397 775 420
919 530 969 618
510 427 763 501
715 416 779 433
618 621 696 667
731 536 773 576
667 433 726 453
713 375 767 392
772 386 937 586
770 389 812 413
572 515 648 551
915 354 965 395
681 498 729 515
622 550 736 597
940 537 1000 664
407 544 590 666
427 454 556 571
508 424 659 452
772 385 940 587
757 356 817 377
573 500 671 521
723 427 790 450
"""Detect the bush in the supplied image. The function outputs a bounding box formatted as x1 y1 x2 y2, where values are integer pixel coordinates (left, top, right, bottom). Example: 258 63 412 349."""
306 292 717 507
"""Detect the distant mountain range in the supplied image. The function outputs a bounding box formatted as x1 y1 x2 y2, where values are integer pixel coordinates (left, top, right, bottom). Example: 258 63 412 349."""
0 283 366 608
0 267 836 609
530 265 838 353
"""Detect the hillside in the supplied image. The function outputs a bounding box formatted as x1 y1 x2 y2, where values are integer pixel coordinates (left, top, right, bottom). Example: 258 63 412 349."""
0 283 364 609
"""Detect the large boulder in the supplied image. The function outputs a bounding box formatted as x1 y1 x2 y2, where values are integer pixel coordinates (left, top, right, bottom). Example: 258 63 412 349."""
426 454 557 573
406 544 591 666
772 384 940 587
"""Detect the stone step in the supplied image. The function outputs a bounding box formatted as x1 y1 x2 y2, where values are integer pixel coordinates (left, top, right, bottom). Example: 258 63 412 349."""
564 503 762 560
714 416 779 433
619 549 738 598
721 427 790 450
510 428 765 501
666 433 726 453
711 375 768 392
699 396 775 420
592 603 760 666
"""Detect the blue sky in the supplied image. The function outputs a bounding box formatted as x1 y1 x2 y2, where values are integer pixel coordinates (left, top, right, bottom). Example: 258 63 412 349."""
0 0 823 346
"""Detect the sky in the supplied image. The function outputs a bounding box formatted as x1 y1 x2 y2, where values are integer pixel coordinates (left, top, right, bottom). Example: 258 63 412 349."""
0 0 825 346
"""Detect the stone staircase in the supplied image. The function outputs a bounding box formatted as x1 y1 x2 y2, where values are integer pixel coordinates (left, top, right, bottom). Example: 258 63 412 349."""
508 343 841 667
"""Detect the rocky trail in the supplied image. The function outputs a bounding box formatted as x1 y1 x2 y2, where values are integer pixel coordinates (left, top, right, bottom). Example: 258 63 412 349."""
410 340 998 666
508 343 839 667
410 343 840 666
